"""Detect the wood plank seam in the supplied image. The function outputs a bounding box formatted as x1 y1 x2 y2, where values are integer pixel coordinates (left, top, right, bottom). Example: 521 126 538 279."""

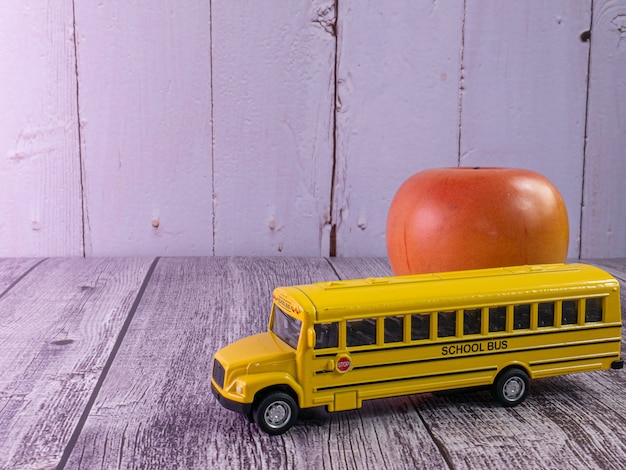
209 0 216 257
578 0 595 259
328 0 339 258
324 256 342 280
457 0 467 165
56 257 160 469
415 403 455 470
70 0 87 258
0 259 47 301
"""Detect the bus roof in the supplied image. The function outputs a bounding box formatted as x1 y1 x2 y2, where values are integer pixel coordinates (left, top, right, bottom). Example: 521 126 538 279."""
276 263 619 322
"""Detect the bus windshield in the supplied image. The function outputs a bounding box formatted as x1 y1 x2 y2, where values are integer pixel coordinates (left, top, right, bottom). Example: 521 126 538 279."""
272 306 302 349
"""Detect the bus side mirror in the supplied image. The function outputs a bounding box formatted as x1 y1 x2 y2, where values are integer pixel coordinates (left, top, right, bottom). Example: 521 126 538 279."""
307 328 316 349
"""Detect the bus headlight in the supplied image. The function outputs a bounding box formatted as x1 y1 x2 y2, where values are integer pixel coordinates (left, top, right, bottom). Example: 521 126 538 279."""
235 380 246 396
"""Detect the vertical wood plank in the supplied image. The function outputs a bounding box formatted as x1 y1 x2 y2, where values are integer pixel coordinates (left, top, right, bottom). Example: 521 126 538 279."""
459 0 592 258
0 0 82 256
212 1 336 256
0 258 155 469
332 0 464 256
581 0 626 258
74 1 213 256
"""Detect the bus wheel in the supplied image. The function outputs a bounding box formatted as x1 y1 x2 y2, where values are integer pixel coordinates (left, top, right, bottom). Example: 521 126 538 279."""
253 391 298 435
493 368 530 407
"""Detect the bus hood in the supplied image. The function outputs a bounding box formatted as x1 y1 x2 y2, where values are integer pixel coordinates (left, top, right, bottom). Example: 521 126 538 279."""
215 332 295 371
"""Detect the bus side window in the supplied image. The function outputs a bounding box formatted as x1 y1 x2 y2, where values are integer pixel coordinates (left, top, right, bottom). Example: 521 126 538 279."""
464 309 481 335
346 319 377 347
538 302 555 327
438 311 456 337
411 314 430 340
561 300 578 325
514 304 531 329
314 322 339 349
384 316 404 343
489 306 506 332
585 298 603 322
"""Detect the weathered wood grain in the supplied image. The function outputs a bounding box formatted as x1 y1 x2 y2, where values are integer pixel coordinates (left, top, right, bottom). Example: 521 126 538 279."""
332 0 463 257
459 0 592 259
3 257 625 469
581 0 626 258
0 3 624 260
327 256 392 280
293 396 449 470
0 259 45 296
0 258 155 469
74 1 213 256
0 0 83 256
212 1 336 256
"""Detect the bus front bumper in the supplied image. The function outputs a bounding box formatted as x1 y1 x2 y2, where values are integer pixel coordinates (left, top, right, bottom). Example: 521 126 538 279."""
211 382 253 416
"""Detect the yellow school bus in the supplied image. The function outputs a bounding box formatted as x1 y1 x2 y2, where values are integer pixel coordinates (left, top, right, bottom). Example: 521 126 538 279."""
211 263 622 434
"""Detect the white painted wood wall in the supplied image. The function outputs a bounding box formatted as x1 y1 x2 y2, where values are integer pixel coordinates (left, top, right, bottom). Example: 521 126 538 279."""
1 0 624 258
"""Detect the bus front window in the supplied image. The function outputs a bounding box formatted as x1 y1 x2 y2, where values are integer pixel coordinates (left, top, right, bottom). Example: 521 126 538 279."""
272 307 302 349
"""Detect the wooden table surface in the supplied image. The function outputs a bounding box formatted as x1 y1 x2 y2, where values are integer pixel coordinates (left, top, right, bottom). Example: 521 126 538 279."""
1 257 625 469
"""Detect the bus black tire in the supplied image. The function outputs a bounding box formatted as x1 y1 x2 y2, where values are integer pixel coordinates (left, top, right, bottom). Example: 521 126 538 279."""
253 391 298 435
493 368 530 407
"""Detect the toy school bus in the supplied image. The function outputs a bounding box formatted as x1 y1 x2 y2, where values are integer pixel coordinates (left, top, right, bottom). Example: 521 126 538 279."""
211 263 622 435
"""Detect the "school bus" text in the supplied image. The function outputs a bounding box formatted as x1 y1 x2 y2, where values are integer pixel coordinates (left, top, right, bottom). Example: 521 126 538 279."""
441 340 508 356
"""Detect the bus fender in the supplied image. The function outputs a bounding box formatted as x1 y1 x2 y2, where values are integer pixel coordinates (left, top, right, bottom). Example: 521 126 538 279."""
242 372 303 407
496 362 532 381
494 361 534 380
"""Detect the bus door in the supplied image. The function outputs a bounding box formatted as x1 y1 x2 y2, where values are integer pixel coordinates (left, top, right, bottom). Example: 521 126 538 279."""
309 319 380 411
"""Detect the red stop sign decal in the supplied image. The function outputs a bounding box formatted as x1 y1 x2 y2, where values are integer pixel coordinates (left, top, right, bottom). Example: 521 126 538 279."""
337 356 351 373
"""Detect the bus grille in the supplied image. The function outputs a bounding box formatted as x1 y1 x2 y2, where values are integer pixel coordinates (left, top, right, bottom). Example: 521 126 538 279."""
212 359 225 389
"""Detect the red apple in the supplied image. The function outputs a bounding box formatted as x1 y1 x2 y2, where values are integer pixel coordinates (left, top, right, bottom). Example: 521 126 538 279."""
386 167 569 275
